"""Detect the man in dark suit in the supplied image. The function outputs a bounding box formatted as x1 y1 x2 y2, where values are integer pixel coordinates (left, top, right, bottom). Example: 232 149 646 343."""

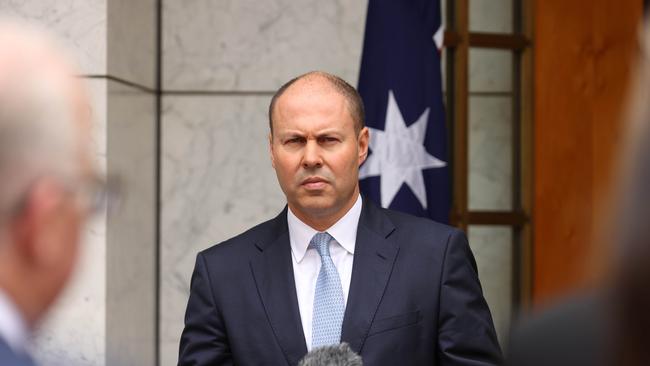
0 21 98 365
179 71 502 365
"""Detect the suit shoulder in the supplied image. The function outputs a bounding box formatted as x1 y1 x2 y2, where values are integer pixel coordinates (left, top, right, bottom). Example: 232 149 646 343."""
382 207 462 238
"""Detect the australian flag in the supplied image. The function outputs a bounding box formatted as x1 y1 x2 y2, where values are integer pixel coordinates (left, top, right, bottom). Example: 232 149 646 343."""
358 0 451 223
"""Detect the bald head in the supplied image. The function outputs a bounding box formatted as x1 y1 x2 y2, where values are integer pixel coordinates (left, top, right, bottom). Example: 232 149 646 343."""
0 20 91 221
269 71 365 136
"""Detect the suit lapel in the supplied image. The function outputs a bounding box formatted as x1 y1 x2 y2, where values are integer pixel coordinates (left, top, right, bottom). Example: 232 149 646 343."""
249 208 307 365
341 199 399 354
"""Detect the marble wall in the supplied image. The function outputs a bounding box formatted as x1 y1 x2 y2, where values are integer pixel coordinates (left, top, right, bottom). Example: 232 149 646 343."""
107 0 156 88
106 81 157 366
163 0 367 91
104 2 157 364
0 0 107 75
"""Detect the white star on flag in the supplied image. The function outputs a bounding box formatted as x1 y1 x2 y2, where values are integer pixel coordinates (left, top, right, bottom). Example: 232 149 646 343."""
359 90 447 209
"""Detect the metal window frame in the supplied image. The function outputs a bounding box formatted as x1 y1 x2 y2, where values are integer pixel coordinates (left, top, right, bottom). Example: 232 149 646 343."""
444 0 534 311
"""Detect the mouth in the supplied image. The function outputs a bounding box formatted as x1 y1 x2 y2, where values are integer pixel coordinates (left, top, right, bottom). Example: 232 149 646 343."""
301 176 329 190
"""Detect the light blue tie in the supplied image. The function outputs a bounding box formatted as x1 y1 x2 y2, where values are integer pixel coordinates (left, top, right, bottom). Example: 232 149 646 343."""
310 232 345 349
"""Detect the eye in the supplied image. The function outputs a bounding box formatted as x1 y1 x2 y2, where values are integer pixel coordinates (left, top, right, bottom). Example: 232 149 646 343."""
317 136 339 144
284 137 306 145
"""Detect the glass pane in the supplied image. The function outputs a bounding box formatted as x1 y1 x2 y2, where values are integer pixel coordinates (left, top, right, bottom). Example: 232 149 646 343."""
469 48 513 93
441 0 447 27
468 96 513 210
441 48 446 93
469 0 513 34
468 225 513 346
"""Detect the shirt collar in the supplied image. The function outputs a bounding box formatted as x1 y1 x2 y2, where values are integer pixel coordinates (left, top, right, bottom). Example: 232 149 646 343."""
0 288 29 355
287 194 362 263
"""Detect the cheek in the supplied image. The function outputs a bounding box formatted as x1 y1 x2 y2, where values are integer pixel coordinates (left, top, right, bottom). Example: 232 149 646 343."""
64 218 84 276
273 155 299 185
48 209 83 289
334 149 360 173
60 211 83 263
274 152 300 171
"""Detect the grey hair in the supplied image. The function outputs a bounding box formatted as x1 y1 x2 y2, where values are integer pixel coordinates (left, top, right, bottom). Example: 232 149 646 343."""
0 20 84 221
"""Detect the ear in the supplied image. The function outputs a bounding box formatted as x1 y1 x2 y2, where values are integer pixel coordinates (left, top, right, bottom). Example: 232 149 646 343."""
269 132 276 169
11 179 68 267
357 127 369 165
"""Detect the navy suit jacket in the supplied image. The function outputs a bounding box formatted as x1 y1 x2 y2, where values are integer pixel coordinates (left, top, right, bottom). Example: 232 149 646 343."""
179 199 502 365
0 337 35 366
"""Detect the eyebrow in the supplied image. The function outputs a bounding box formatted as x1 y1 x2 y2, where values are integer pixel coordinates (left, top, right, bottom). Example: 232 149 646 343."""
277 131 306 139
277 128 344 137
315 131 344 139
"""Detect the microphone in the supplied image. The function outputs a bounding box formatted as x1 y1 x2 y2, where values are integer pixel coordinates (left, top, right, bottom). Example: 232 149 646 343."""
298 343 363 366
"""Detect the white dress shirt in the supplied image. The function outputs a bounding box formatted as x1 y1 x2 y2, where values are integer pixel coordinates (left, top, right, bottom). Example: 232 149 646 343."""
0 288 29 355
287 194 362 350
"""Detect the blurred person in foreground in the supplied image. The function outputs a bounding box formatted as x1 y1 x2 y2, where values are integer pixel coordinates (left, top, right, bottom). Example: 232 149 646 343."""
0 20 99 365
507 19 650 366
179 71 502 365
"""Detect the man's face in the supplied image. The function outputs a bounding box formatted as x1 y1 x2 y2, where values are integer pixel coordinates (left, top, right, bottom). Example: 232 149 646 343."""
270 79 368 226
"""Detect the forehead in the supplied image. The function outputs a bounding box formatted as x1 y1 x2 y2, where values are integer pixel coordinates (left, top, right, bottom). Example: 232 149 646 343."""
273 79 354 133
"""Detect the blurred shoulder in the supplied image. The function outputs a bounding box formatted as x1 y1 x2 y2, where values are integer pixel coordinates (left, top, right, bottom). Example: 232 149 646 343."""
507 293 607 366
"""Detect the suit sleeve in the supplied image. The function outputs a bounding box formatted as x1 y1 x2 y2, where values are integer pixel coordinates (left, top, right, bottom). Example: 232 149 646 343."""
437 229 503 366
178 253 234 366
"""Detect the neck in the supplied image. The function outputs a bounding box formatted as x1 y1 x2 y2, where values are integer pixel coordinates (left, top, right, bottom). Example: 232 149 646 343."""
289 190 359 232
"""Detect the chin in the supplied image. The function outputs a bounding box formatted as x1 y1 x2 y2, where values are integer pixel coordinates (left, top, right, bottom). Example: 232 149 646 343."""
296 196 336 215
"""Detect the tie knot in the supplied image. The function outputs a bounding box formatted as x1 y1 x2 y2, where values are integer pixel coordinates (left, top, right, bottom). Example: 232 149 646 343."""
310 232 333 257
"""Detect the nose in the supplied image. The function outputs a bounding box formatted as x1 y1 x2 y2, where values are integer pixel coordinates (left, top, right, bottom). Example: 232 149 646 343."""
302 140 323 169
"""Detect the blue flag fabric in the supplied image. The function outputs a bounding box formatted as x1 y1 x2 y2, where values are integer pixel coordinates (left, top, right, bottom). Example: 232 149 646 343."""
357 0 451 223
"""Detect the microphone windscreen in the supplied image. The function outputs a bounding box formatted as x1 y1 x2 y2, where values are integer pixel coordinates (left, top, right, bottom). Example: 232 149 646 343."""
298 343 363 366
